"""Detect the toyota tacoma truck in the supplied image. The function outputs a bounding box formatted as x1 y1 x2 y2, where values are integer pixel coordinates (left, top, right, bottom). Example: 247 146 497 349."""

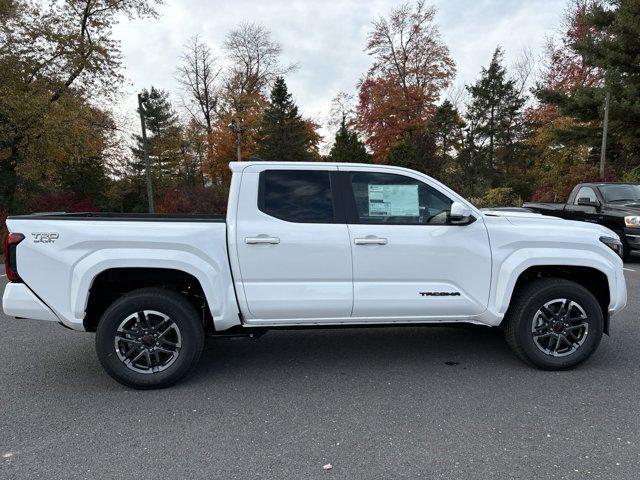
2 161 627 388
524 182 640 259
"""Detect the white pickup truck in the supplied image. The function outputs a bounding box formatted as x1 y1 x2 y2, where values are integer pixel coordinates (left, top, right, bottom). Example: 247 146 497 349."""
3 161 627 388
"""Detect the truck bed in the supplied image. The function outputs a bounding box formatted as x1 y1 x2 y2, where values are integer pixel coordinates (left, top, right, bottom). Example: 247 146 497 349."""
8 212 226 222
4 214 234 330
522 202 567 214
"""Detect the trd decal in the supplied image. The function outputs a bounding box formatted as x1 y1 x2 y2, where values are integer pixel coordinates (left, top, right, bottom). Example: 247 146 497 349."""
32 232 59 244
419 291 461 297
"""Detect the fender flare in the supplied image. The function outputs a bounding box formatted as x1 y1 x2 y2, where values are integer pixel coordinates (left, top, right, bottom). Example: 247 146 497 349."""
69 248 240 331
491 248 615 318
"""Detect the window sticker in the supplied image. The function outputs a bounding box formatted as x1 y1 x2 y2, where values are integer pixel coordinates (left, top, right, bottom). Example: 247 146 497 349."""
368 184 419 217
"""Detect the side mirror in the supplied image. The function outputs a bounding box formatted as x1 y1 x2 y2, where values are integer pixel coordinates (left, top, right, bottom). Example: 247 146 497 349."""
577 197 600 207
450 201 473 225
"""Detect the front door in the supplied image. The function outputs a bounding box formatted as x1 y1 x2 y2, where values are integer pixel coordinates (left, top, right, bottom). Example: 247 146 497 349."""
235 166 353 321
565 186 600 223
341 168 492 320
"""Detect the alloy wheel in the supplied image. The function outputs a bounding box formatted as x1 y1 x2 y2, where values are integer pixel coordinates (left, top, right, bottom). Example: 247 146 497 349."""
114 310 182 374
531 298 589 357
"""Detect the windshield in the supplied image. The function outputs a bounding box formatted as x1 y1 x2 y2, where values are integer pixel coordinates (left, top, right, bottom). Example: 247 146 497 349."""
600 184 640 203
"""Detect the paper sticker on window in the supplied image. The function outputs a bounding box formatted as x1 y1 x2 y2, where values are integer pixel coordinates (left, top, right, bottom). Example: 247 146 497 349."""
368 184 419 217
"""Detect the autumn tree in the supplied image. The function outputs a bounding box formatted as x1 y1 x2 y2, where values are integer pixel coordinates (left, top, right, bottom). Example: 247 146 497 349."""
356 1 455 161
176 35 222 174
192 23 292 183
256 77 319 162
0 0 162 214
223 23 293 104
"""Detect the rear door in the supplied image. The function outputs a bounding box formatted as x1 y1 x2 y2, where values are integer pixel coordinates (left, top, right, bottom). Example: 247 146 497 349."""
340 167 492 320
234 165 353 321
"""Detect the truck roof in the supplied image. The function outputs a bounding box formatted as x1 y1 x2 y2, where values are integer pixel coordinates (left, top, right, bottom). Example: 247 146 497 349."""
577 182 639 187
230 161 403 172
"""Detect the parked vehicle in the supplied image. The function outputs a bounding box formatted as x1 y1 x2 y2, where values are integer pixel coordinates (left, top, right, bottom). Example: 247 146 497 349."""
3 162 627 388
524 182 640 259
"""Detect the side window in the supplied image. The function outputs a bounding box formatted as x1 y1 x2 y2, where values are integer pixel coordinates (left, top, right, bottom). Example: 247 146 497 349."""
574 187 597 205
349 172 452 225
259 170 335 223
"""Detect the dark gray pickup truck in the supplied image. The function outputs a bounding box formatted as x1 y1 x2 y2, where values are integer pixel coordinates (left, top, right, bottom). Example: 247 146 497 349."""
524 182 640 259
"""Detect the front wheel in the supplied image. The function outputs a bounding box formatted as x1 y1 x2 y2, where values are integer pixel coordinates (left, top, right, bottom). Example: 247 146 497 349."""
504 278 603 370
95 288 204 389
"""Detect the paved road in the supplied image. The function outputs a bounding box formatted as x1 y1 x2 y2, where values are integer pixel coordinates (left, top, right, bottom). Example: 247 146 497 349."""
1 260 639 479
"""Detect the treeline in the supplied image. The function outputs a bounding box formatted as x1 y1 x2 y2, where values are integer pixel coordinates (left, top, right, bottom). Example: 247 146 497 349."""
1 0 639 220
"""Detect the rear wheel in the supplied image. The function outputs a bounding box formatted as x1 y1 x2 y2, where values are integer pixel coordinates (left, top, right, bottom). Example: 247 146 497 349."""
95 288 204 389
504 278 603 370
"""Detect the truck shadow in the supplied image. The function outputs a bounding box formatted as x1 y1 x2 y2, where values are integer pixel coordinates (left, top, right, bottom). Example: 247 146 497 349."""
187 325 520 385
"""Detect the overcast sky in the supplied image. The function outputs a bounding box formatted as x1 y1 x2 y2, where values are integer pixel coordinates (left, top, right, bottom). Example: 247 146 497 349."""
113 0 567 147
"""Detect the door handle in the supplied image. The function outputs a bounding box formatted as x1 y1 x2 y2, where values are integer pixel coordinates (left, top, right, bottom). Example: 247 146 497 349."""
354 237 388 245
245 236 280 245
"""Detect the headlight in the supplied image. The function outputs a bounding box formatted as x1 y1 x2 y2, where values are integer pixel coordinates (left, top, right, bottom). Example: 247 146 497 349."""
625 216 640 227
600 235 623 257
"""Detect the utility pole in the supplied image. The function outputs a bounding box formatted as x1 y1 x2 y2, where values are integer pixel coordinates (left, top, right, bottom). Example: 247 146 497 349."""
599 91 610 180
229 117 246 162
137 93 154 213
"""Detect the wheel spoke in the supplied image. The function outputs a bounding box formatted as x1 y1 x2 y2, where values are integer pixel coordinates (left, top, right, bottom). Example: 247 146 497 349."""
128 348 146 364
559 299 572 319
135 311 147 330
119 328 139 337
565 330 578 343
159 337 178 347
540 306 555 321
566 322 588 331
157 325 174 340
533 331 553 339
156 346 176 355
116 335 141 345
154 317 171 332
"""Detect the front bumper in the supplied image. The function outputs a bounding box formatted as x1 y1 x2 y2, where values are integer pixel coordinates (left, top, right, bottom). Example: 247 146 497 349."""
2 283 59 322
609 262 628 320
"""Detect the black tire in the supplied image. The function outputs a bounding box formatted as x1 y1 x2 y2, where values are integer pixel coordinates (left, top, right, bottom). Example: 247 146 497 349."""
621 242 631 262
504 278 603 370
95 288 204 389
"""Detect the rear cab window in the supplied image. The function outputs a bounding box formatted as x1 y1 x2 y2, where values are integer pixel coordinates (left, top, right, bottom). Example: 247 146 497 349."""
258 170 336 223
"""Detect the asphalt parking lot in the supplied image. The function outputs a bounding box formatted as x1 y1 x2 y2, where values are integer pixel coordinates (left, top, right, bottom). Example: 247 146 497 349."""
1 259 639 480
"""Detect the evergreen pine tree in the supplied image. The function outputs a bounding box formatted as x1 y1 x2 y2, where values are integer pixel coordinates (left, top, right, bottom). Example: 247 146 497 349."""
329 118 371 163
256 77 314 162
426 100 464 176
386 138 420 171
465 47 525 186
131 87 183 181
537 0 640 173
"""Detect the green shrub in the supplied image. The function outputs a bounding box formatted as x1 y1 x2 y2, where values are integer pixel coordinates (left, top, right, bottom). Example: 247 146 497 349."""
471 187 523 209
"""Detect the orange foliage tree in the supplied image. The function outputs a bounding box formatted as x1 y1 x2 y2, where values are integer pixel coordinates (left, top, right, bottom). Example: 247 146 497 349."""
356 1 455 161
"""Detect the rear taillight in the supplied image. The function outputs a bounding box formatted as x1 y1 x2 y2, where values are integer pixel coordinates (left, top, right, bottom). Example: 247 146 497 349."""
4 233 24 282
